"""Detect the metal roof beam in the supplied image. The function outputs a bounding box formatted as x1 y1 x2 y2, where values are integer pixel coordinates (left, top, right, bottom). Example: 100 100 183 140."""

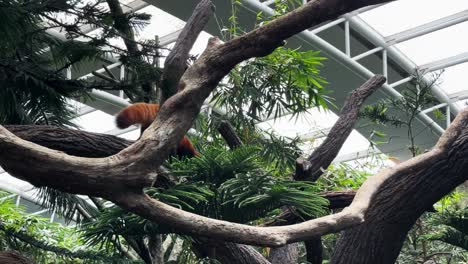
347 15 460 120
417 51 468 73
333 149 381 163
385 10 468 45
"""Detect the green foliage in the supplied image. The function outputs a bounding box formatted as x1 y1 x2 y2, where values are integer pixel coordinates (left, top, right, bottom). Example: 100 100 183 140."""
397 192 468 264
360 102 405 127
81 205 155 251
83 145 328 249
318 163 372 190
147 183 214 211
35 187 100 224
360 72 443 157
170 145 261 186
219 172 328 221
0 1 90 126
212 47 330 124
426 205 468 250
170 145 328 221
0 192 131 263
259 130 303 174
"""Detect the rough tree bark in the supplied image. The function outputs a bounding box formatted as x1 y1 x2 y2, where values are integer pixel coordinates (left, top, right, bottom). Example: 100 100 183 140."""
4 124 355 264
0 251 34 264
294 76 386 181
292 75 387 262
5 125 352 264
267 243 300 264
194 240 271 264
3 125 355 209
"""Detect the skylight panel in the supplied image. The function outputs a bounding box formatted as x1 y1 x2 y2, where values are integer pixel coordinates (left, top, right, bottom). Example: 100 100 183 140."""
436 63 468 94
133 5 185 41
360 0 468 37
256 108 338 139
71 110 116 133
395 21 468 66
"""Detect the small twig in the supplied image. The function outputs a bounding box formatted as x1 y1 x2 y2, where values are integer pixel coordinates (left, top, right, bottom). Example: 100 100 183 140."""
92 71 120 83
103 64 118 80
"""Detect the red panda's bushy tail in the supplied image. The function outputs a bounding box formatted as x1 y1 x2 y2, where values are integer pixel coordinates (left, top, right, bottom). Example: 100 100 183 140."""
115 103 199 158
115 103 160 129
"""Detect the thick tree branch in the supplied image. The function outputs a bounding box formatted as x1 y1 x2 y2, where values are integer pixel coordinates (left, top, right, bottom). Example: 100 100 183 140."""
111 190 365 246
159 0 214 104
3 125 356 209
331 110 468 264
193 240 271 264
105 0 139 55
305 238 323 264
2 0 394 192
4 125 131 157
293 75 385 261
295 75 386 181
268 243 299 264
217 121 243 149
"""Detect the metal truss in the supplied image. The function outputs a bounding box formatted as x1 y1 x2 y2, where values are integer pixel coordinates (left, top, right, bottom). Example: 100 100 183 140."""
242 0 468 134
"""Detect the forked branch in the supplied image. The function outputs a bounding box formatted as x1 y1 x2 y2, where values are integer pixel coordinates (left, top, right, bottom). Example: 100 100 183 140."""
159 0 215 103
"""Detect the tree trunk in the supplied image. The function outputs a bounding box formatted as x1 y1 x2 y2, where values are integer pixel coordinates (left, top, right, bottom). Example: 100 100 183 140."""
268 243 299 264
194 241 271 264
331 117 468 263
305 238 323 264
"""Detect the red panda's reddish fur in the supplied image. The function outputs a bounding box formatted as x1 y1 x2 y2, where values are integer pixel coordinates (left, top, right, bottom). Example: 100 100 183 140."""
116 103 199 158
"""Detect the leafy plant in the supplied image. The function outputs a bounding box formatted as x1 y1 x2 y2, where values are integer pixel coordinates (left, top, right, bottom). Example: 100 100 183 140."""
360 72 443 157
212 47 330 125
0 192 131 263
82 145 328 250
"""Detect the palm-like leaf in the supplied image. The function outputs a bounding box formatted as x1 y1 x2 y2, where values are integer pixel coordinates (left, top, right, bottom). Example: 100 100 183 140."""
219 172 328 222
35 187 99 224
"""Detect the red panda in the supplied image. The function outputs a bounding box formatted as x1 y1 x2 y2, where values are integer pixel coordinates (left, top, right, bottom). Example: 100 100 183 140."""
115 103 199 158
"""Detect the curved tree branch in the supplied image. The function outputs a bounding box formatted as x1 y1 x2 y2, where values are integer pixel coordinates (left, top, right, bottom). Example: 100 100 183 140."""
2 106 468 247
112 189 366 247
331 109 468 264
295 75 386 181
3 125 356 210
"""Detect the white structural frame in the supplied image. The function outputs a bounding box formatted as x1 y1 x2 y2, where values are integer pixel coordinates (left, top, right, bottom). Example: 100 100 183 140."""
242 0 447 134
245 1 468 132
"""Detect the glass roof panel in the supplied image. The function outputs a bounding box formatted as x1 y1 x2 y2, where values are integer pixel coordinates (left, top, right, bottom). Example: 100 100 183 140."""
395 21 468 66
256 109 373 160
360 0 468 37
71 110 116 133
256 109 338 138
438 63 468 94
134 5 186 41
